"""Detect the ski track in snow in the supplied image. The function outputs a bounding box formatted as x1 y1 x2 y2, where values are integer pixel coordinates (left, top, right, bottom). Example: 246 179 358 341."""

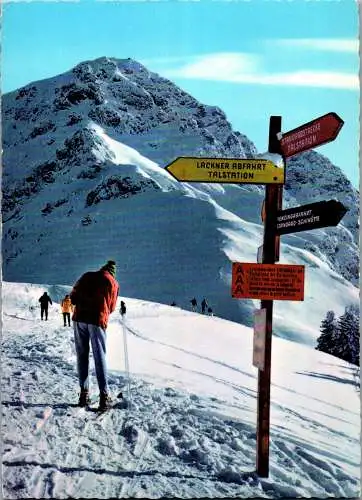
2 316 256 499
1 285 360 499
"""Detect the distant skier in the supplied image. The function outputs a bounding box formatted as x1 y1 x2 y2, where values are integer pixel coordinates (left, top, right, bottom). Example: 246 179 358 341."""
190 297 197 312
61 294 74 327
207 307 213 316
201 298 208 314
171 301 176 307
70 260 119 411
120 300 127 318
38 292 52 321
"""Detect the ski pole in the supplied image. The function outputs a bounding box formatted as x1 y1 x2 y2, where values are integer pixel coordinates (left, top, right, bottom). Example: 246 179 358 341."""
121 317 132 409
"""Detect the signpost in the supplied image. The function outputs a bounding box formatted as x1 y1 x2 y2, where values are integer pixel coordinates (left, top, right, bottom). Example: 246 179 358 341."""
231 263 305 301
165 157 284 184
280 112 344 158
255 116 283 477
275 200 347 235
165 110 345 480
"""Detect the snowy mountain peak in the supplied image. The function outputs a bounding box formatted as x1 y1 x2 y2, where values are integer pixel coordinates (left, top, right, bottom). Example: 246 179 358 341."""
72 56 152 80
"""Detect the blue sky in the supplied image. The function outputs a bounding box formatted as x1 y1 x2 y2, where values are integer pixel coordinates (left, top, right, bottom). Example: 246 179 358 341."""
2 0 359 187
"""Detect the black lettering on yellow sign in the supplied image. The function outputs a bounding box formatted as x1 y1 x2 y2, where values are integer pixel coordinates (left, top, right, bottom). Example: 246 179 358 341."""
196 161 230 169
231 162 266 171
208 171 254 180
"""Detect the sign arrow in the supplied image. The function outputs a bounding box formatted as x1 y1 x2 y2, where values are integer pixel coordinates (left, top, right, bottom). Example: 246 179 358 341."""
275 200 347 235
165 157 285 185
280 112 344 158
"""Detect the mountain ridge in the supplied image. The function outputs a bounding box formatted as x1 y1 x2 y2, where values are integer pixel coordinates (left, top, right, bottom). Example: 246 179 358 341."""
2 56 359 345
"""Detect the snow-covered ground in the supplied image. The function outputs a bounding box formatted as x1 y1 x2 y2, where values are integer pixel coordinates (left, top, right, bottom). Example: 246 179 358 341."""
2 282 360 499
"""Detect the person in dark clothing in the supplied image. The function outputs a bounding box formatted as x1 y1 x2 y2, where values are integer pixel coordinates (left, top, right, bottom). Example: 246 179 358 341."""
190 297 197 312
120 300 127 317
39 292 52 320
201 298 208 314
207 307 213 316
70 260 119 411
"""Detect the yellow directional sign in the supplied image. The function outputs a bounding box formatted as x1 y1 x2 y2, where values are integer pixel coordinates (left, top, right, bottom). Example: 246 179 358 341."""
165 157 284 185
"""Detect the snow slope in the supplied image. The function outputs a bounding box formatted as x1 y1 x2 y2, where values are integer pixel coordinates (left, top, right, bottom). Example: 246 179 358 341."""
2 121 359 348
2 282 360 499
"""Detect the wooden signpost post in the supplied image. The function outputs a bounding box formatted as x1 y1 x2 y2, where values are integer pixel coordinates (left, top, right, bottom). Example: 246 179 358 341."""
254 116 283 477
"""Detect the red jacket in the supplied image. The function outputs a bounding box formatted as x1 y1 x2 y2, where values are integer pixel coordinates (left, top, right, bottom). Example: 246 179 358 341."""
70 270 119 329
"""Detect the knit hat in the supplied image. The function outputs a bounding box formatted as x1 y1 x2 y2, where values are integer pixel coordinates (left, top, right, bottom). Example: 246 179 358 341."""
101 260 116 277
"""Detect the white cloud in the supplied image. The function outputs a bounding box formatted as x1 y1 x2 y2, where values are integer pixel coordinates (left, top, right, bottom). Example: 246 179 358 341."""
168 52 260 79
260 71 358 90
163 53 359 90
141 55 200 67
274 38 359 53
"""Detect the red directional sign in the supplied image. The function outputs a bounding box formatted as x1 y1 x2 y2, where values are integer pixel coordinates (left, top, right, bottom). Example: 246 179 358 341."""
280 112 344 158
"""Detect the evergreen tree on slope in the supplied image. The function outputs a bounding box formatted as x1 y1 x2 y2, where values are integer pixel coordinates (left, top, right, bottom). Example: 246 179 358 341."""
337 305 360 366
316 310 337 356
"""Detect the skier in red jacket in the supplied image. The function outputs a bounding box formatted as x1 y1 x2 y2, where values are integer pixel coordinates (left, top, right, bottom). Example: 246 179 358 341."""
70 260 119 411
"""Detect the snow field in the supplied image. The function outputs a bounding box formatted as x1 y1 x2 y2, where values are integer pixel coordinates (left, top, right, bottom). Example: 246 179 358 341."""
1 282 360 498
